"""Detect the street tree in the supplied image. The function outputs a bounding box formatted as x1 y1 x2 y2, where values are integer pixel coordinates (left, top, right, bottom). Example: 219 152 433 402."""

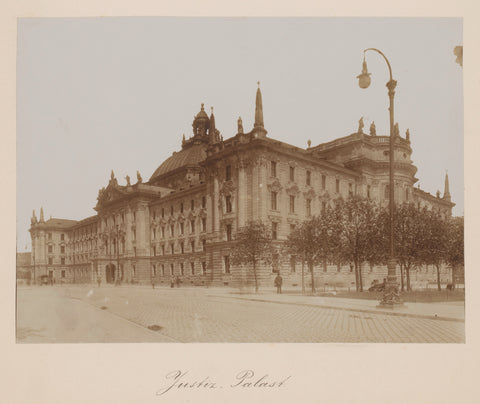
445 216 464 290
420 210 449 291
333 196 383 292
287 210 339 294
231 220 275 293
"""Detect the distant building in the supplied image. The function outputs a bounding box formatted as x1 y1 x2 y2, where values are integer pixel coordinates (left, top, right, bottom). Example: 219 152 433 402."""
28 85 454 288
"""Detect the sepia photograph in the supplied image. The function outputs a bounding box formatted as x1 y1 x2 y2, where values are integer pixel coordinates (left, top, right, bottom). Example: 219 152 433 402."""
16 17 464 344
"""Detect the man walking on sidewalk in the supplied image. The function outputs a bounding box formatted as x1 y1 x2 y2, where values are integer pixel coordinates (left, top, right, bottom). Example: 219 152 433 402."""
274 273 283 294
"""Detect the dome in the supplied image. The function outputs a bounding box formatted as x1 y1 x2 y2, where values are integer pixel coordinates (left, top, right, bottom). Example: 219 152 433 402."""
192 103 210 136
149 143 208 182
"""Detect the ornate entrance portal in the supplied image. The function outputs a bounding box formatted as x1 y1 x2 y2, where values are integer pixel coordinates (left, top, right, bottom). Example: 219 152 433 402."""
105 263 116 284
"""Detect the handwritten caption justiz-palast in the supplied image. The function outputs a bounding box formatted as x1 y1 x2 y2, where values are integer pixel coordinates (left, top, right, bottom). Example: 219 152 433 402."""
156 370 292 396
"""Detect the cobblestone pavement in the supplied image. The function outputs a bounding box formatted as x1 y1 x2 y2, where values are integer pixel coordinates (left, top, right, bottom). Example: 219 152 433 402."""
17 286 465 343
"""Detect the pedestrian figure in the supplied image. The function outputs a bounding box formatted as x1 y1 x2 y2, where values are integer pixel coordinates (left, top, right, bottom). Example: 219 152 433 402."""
170 276 175 288
176 276 180 288
151 278 156 289
274 273 283 294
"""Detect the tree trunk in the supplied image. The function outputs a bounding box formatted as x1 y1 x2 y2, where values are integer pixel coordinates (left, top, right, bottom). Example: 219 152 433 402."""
253 260 258 293
436 264 441 291
301 258 305 295
406 264 412 291
309 260 315 294
357 261 363 292
353 263 359 292
399 263 405 292
451 265 456 290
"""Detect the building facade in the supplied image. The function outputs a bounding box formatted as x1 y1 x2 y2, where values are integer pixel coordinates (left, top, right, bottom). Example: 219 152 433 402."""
27 85 455 289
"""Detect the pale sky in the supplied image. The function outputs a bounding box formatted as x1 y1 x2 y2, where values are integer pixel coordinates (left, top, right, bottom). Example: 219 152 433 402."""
16 17 463 251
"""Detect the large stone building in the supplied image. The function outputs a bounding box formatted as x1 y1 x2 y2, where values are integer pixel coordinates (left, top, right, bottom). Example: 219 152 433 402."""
27 85 455 288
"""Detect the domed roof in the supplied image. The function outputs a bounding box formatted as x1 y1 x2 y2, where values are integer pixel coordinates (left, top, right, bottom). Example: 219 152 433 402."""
149 143 207 181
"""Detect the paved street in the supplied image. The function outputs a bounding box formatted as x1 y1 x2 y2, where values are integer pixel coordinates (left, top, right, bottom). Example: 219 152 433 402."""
16 285 464 343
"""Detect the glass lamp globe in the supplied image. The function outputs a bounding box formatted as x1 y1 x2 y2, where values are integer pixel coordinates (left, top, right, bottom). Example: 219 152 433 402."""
357 60 371 89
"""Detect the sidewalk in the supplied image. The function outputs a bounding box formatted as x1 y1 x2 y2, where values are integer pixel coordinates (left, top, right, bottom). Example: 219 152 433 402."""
207 290 465 322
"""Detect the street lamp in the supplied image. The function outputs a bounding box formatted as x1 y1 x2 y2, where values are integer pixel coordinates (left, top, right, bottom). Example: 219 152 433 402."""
357 48 402 306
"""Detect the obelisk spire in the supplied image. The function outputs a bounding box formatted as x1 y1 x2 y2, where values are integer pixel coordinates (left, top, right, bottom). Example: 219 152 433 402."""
443 170 451 202
254 81 264 128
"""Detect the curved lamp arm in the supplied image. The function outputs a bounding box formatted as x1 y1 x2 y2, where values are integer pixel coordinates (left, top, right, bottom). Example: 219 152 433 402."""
364 48 393 82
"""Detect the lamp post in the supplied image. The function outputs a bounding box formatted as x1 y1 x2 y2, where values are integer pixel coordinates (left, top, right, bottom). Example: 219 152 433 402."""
357 48 402 306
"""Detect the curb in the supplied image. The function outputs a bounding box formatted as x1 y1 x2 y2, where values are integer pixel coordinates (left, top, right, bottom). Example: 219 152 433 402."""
209 294 465 323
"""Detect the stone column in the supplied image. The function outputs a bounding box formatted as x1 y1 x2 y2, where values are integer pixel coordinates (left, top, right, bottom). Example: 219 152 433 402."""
237 160 247 227
213 175 220 237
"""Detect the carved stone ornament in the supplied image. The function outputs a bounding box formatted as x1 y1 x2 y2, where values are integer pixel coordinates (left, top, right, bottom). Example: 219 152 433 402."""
287 217 300 225
286 183 300 196
268 215 282 223
318 190 330 200
220 180 236 196
267 178 283 193
198 208 207 218
303 188 316 199
188 211 196 220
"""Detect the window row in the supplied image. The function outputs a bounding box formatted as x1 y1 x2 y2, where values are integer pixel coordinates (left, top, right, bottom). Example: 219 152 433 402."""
152 196 207 220
152 239 208 256
151 261 208 277
152 218 207 239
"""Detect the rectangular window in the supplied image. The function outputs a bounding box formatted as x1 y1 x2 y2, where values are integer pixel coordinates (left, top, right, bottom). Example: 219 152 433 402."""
161 264 165 276
170 264 174 275
191 220 195 233
162 245 165 255
306 170 311 186
152 265 156 277
289 166 295 182
191 199 195 210
271 191 277 210
289 195 295 213
191 240 195 252
153 211 156 220
202 239 207 252
226 195 232 213
336 179 340 193
191 262 195 275
272 253 279 273
61 258 65 265
202 218 206 232
290 255 296 272
406 188 409 201
61 233 65 241
202 196 206 208
180 222 184 235
170 225 174 237
306 199 312 216
133 264 136 276
171 244 174 255
133 229 136 240
48 245 53 253
153 246 157 256
367 185 371 199
226 224 232 241
272 222 278 240
202 262 207 276
181 242 184 254
224 256 230 274
48 257 53 265
153 228 156 240
170 206 174 215
271 161 277 177
322 174 326 190
161 208 165 218
180 263 184 275
134 247 137 256
349 183 353 196
226 165 232 181
61 270 65 278
61 246 65 254
48 233 52 240
162 226 165 238
180 202 184 213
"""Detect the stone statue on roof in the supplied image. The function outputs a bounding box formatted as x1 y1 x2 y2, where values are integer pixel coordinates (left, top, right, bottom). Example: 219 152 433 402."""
136 170 143 184
370 121 376 136
394 122 400 137
125 175 131 186
406 128 410 142
237 117 244 134
358 117 364 134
